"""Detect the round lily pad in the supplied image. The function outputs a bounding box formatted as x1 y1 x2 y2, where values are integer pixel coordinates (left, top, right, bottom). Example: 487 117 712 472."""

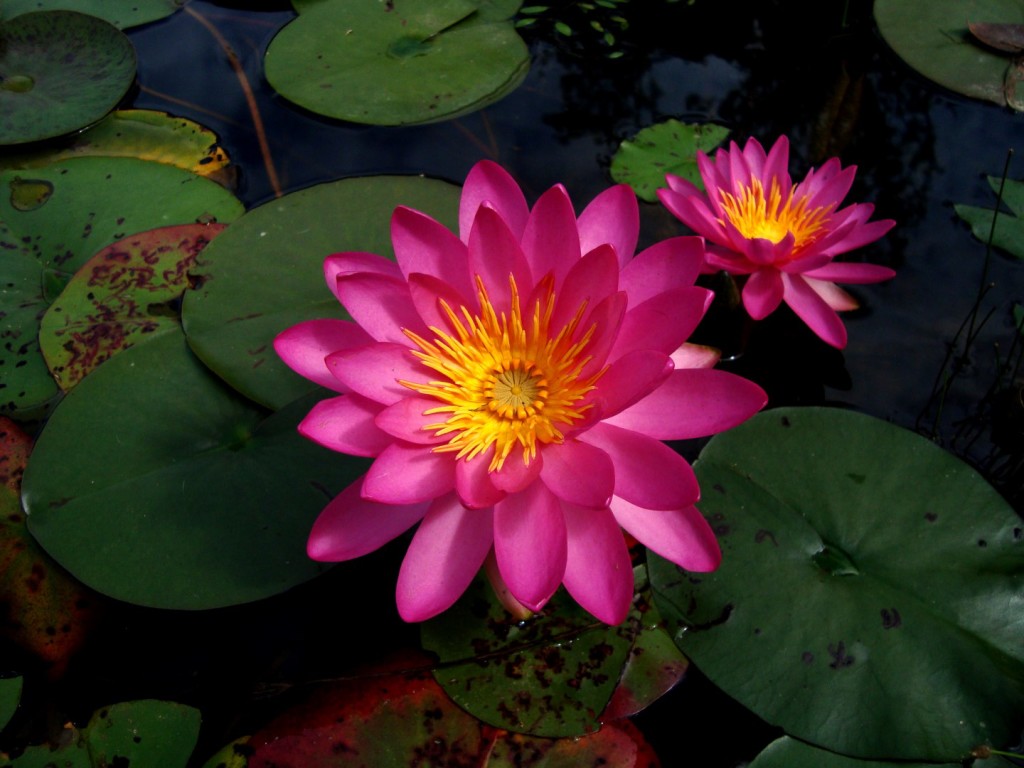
874 0 1024 109
748 737 975 768
0 0 182 29
648 407 1024 762
21 329 370 609
0 11 137 145
181 174 461 411
264 0 529 125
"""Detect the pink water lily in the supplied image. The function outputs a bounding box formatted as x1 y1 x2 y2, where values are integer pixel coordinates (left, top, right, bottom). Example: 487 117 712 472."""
658 135 896 348
275 160 767 625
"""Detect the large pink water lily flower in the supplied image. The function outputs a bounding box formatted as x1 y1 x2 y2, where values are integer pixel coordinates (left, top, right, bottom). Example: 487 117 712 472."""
275 161 767 625
658 135 896 348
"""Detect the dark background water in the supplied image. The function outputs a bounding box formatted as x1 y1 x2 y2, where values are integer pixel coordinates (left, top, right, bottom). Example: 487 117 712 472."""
5 1 1023 765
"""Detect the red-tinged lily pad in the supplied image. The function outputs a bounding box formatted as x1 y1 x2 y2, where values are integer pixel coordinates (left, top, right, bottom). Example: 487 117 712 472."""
0 11 136 146
0 417 32 491
0 156 243 417
874 0 1024 109
0 675 22 731
0 0 183 30
970 21 1024 52
610 120 729 202
39 223 226 392
648 407 1024 762
955 176 1024 260
21 329 370 609
182 174 460 411
747 736 1012 768
264 0 529 125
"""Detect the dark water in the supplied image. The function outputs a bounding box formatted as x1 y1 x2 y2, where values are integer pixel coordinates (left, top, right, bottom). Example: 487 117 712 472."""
5 1 1023 765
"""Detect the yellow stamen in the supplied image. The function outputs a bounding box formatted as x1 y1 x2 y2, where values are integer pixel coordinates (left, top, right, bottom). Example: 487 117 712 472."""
718 177 833 251
400 274 604 472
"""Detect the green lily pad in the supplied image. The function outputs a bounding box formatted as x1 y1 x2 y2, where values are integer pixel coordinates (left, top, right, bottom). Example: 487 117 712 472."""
0 157 243 417
874 0 1024 109
21 330 370 609
181 174 460 411
39 223 226 392
747 736 1013 768
264 0 529 125
294 0 522 19
0 675 22 732
648 407 1024 762
0 11 137 145
610 120 729 202
84 700 200 768
0 0 182 29
955 176 1024 259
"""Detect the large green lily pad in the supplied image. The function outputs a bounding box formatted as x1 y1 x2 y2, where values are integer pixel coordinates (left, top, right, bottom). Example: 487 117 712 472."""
649 407 1024 762
0 157 243 417
84 700 200 768
0 0 182 29
747 736 1013 768
956 175 1024 259
264 0 529 125
181 174 460 411
0 11 137 145
21 329 370 609
874 0 1024 109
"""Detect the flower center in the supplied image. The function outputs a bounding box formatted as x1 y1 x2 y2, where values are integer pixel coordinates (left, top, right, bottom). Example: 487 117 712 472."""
718 177 833 250
402 274 603 471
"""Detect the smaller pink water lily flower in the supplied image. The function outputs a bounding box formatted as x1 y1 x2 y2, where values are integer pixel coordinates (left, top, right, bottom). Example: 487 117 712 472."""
658 135 896 348
275 161 767 625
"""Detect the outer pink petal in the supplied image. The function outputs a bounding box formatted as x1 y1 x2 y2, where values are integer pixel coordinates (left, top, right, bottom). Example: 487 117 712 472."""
407 273 474 333
580 422 699 510
374 396 449 445
460 160 529 243
456 447 507 509
521 184 581 284
803 277 859 312
362 442 456 504
586 349 673 419
326 343 422 405
608 286 712 361
493 482 567 611
671 343 721 369
657 187 729 243
610 498 721 572
761 135 791 197
324 252 401 302
391 206 475 303
821 217 896 256
484 552 533 620
273 319 373 392
307 479 428 561
577 184 639 269
782 272 848 348
551 243 619 333
803 261 896 284
396 495 493 621
562 504 633 624
467 205 532 316
298 394 391 457
742 268 784 319
335 272 426 344
604 368 767 440
539 439 615 509
619 236 704 305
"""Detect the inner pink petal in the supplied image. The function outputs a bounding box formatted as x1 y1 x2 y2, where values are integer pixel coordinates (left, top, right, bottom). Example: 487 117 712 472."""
742 269 785 320
362 442 456 504
467 205 532 317
551 243 619 332
326 342 424 405
325 252 401 302
460 160 529 244
620 236 705 305
521 184 581 284
539 439 615 509
493 483 567 611
455 448 507 509
391 206 475 302
336 271 426 344
577 184 639 269
374 396 450 445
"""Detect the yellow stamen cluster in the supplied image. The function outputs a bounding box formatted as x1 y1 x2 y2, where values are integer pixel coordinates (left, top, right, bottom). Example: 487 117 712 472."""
402 274 603 471
718 177 833 250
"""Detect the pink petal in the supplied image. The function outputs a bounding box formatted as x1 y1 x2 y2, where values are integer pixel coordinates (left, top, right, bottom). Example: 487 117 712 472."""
587 349 673 419
802 163 856 210
307 478 428 561
742 268 784 320
521 184 581 284
467 204 532 316
391 206 475 303
610 498 721 572
335 271 426 344
493 483 567 610
782 272 848 348
407 273 475 333
374 396 450 445
362 442 456 504
761 135 791 197
657 187 729 243
604 368 766 440
326 343 423 405
396 495 493 621
803 277 859 312
562 504 633 625
539 439 615 509
551 243 619 333
455 447 507 509
273 319 373 392
460 160 530 244
619 236 704 306
491 452 543 493
803 260 896 284
299 394 391 456
577 291 628 379
608 286 712 361
484 551 533 619
325 252 401 301
821 217 895 257
581 422 699 510
577 184 639 269
671 343 721 369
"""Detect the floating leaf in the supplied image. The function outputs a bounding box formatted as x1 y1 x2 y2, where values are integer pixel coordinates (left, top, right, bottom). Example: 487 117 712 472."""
22 330 369 609
182 174 460 411
0 157 243 417
649 407 1024 762
0 0 183 29
264 0 529 125
610 120 729 202
0 110 233 183
0 11 136 145
84 700 200 768
0 676 22 732
39 223 226 391
874 0 1024 109
5 724 90 767
955 176 1024 260
747 736 994 768
0 417 31 492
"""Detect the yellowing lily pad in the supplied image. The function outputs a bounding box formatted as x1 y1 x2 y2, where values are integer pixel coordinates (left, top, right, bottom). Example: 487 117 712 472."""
264 0 529 125
0 11 137 145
